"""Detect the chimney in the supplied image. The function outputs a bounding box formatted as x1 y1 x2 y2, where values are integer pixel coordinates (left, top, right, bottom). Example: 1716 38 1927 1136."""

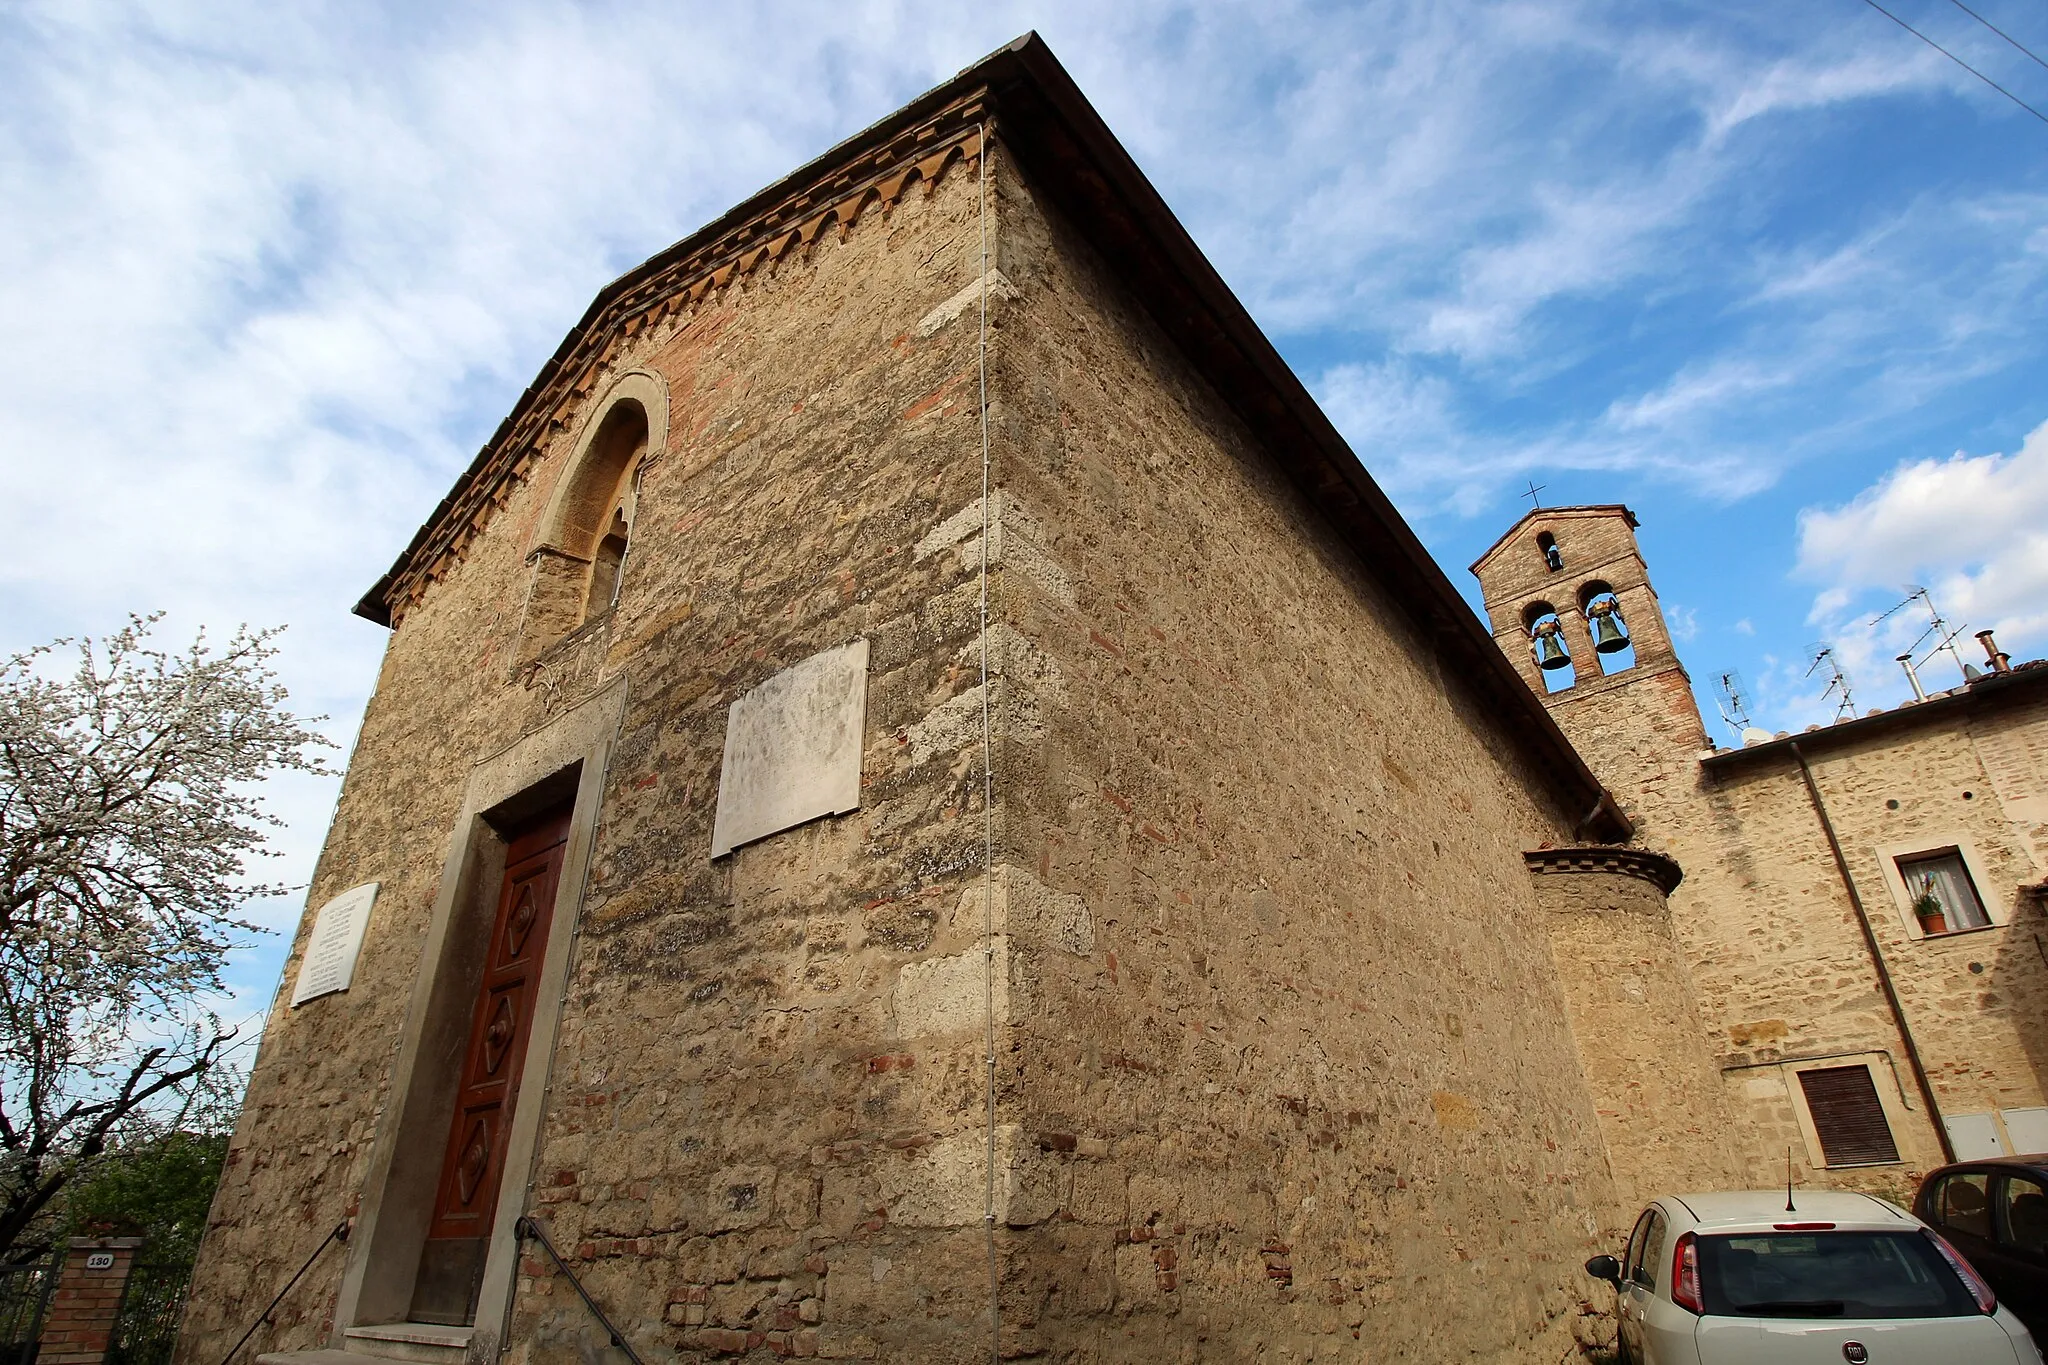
1975 628 2011 674
1898 653 1928 702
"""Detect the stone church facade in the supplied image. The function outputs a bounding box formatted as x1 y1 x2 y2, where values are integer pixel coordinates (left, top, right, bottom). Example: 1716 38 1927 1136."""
173 34 2047 1365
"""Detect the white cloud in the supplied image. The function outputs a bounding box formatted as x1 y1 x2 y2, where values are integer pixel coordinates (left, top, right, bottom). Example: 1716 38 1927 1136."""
5 0 2047 1014
1797 419 2048 685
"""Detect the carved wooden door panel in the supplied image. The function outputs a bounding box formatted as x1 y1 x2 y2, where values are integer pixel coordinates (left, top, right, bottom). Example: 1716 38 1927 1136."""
410 810 569 1325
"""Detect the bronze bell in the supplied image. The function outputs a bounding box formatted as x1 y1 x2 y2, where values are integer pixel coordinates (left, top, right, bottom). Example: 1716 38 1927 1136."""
1589 599 1630 653
1533 620 1571 670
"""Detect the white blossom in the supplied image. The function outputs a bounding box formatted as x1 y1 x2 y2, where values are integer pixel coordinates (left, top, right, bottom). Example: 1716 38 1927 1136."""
0 615 331 1257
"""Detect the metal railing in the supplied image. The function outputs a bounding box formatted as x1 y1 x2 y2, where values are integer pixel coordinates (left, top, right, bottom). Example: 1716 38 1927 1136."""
218 1221 349 1365
0 1257 56 1365
109 1261 193 1365
515 1217 644 1365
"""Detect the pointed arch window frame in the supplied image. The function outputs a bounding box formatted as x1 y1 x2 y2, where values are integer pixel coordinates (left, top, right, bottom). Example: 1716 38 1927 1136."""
529 369 670 565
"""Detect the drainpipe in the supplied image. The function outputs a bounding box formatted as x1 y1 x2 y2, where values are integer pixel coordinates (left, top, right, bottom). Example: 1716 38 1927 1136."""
1790 742 1954 1163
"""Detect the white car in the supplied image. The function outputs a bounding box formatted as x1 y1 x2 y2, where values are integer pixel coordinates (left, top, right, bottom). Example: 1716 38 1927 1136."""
1586 1190 2043 1363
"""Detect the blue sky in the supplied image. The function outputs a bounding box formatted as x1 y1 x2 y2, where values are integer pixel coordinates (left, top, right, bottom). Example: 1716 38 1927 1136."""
4 0 2046 1027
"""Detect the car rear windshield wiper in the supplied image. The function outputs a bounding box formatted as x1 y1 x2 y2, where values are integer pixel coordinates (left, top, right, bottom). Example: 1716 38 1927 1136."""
1730 1300 1846 1317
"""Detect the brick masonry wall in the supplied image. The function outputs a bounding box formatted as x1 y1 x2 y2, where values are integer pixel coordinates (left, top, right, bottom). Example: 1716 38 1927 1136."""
983 153 1621 1362
39 1238 143 1365
1477 507 2048 1206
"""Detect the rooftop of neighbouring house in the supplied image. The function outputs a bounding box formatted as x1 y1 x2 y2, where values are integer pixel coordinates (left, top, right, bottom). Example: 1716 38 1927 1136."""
1702 657 2048 771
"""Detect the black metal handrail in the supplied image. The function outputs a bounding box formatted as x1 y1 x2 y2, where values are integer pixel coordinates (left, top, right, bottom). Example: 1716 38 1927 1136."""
515 1216 644 1365
218 1220 349 1365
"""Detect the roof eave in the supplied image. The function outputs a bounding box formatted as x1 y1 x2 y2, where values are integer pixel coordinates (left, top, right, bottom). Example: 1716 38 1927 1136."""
1703 665 2048 771
355 33 1633 843
981 40 1631 842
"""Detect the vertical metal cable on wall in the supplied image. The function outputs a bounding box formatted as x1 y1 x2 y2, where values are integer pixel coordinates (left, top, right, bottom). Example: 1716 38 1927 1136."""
974 121 1001 1365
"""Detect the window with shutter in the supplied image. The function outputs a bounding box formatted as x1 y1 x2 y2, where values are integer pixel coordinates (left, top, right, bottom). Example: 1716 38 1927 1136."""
1798 1065 1900 1166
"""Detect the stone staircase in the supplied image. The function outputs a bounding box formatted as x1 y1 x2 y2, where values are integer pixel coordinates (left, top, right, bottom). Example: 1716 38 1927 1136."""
258 1321 473 1365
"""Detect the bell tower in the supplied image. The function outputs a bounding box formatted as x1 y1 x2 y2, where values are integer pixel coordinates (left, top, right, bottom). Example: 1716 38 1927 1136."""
1470 504 1709 825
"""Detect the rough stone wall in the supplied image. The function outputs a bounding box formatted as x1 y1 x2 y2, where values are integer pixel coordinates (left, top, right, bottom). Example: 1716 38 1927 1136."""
1476 508 2048 1205
984 154 1621 1363
1529 855 1740 1222
182 154 1028 1365
1976 690 2048 875
1690 723 2048 1190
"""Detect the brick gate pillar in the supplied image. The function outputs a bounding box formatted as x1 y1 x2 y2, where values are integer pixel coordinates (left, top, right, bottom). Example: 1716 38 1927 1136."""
37 1236 145 1365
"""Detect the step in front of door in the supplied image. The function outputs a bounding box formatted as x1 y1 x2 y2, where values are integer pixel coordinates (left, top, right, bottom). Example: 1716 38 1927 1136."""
256 1321 475 1365
343 1322 474 1364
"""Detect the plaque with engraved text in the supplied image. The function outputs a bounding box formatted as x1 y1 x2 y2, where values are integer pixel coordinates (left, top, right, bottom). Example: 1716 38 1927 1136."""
289 882 380 1007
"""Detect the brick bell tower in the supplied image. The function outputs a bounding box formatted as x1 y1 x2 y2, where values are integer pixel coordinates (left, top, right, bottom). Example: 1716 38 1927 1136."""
1471 505 1710 832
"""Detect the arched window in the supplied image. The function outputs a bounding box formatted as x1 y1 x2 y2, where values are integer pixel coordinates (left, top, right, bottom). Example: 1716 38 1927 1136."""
1579 581 1635 675
519 372 667 663
1523 600 1574 693
1535 531 1563 573
564 403 644 620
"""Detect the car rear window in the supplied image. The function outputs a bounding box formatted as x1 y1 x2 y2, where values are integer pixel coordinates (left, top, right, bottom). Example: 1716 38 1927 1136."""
1697 1232 1980 1319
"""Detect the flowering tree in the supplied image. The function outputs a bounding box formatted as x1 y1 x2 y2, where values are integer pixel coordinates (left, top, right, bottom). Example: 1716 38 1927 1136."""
0 616 331 1259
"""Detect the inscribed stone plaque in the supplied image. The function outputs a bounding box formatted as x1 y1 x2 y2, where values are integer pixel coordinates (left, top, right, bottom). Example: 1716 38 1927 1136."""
289 882 380 1007
711 639 868 857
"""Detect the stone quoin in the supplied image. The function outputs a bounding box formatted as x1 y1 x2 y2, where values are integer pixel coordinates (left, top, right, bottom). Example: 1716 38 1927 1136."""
174 32 2048 1365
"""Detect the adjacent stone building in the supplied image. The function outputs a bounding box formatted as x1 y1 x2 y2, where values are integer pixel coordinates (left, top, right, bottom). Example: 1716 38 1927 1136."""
178 36 1650 1365
172 32 2048 1365
1475 505 2048 1212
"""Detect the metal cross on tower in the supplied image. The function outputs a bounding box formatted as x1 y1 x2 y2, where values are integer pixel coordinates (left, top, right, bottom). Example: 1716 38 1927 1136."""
1521 480 1546 509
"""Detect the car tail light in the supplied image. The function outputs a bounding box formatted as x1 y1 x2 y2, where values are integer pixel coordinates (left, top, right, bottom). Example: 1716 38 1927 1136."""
1671 1232 1703 1313
1773 1222 1835 1230
1923 1228 1997 1313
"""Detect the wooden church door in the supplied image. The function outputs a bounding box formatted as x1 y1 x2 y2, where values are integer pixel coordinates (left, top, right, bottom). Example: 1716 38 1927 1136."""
410 810 570 1325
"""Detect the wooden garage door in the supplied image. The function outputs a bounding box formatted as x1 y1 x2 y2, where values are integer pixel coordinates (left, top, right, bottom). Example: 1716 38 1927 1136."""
1799 1065 1900 1166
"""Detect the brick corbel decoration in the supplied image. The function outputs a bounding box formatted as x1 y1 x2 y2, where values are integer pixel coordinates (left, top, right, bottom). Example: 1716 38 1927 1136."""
357 98 989 630
1523 845 1684 896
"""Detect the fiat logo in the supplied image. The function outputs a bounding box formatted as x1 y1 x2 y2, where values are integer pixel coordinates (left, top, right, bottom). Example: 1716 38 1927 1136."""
1842 1345 1867 1364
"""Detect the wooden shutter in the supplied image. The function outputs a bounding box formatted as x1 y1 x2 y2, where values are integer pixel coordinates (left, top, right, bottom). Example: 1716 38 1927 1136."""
1799 1066 1900 1166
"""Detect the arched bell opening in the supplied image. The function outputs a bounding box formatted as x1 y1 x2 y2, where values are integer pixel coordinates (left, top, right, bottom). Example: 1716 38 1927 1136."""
1535 530 1564 573
1579 581 1636 675
1523 600 1575 693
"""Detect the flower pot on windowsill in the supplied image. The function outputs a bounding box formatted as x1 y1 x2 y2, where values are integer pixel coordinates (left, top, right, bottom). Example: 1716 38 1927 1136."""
1916 909 1948 936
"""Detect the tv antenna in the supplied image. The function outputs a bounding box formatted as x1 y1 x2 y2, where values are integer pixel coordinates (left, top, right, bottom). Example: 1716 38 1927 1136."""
1805 645 1856 723
1713 670 1753 738
1871 586 1971 689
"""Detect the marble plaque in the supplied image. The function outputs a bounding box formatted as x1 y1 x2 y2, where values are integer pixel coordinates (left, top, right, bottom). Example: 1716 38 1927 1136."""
289 882 380 1007
711 639 868 857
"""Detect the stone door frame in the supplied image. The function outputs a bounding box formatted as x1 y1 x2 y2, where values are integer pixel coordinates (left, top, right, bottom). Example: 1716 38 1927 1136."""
330 682 625 1354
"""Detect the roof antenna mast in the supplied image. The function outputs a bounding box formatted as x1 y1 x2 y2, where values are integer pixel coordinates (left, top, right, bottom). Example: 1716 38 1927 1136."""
1804 646 1855 723
1873 586 1973 689
1786 1147 1796 1213
1713 670 1753 742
